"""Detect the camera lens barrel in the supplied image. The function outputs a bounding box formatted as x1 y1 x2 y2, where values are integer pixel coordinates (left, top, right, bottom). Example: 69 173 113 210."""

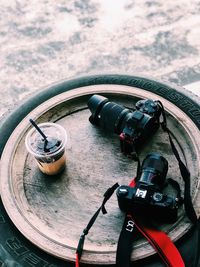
98 102 130 133
87 94 131 133
139 153 168 187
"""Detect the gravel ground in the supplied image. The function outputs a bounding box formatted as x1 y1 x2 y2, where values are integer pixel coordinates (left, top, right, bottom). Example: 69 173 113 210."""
0 0 200 118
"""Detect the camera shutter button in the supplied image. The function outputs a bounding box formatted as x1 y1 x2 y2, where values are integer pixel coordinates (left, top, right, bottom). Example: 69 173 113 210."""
118 186 129 196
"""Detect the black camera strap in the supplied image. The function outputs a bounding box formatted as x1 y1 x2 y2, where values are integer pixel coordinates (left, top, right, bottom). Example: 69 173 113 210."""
75 182 119 266
157 100 197 224
116 214 137 267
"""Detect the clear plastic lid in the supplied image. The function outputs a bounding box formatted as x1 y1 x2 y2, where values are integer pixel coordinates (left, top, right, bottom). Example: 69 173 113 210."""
25 123 67 157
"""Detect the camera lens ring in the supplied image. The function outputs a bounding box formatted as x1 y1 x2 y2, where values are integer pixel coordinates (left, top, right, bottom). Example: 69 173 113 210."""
114 108 131 133
98 102 127 133
140 152 168 187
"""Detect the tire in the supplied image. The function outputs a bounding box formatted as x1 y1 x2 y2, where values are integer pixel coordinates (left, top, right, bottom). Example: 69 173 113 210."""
0 74 199 267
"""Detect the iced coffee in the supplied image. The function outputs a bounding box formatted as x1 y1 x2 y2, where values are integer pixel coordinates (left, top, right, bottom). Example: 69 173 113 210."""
25 122 67 175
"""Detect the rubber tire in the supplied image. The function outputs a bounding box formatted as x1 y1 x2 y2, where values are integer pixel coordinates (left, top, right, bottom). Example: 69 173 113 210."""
0 74 199 267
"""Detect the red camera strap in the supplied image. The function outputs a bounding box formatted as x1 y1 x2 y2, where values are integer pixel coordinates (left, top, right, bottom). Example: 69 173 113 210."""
116 213 185 267
131 216 185 267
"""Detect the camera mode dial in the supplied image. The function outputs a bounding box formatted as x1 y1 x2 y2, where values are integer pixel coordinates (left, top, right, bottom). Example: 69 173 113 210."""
152 192 163 202
136 99 159 116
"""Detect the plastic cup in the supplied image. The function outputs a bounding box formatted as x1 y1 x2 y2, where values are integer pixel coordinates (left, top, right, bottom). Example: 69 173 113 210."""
25 122 67 175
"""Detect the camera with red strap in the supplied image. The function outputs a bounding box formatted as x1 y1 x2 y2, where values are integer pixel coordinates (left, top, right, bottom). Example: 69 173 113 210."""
75 97 198 267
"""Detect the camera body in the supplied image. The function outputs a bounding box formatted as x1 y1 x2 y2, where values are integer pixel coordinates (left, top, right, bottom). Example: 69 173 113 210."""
117 184 179 223
116 153 180 223
87 95 161 158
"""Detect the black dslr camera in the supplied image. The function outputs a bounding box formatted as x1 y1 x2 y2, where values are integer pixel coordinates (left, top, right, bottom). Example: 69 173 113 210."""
116 153 181 223
87 95 161 158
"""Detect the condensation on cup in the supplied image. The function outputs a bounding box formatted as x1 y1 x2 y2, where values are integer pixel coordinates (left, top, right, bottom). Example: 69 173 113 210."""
25 122 67 175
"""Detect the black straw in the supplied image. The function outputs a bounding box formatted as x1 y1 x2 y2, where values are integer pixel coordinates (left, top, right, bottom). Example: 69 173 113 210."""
29 119 48 141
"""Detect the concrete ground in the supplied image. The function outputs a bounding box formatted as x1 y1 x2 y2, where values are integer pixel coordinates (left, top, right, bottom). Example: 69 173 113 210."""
0 0 200 118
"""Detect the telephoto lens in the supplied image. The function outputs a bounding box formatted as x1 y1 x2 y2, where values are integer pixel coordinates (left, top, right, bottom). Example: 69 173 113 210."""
87 94 131 133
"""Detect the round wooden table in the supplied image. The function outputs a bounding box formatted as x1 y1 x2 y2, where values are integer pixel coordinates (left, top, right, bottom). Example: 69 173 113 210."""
0 75 199 266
